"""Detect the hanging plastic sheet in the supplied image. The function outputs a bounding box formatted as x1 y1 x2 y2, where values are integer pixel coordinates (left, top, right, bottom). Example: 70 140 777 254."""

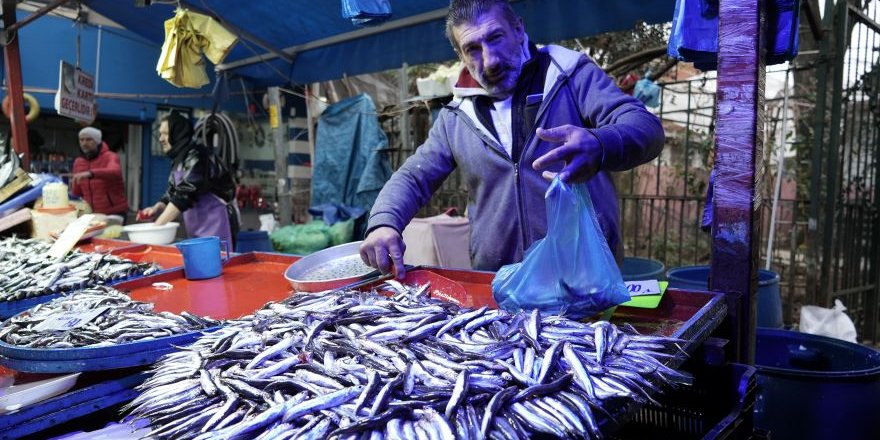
492 178 630 320
311 94 392 238
668 0 800 70
156 9 238 88
341 0 392 27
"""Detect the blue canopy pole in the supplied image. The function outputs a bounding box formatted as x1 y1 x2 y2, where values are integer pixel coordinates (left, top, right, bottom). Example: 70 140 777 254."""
710 0 766 364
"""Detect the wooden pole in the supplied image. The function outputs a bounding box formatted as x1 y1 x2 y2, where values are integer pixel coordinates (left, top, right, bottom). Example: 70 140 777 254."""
711 0 766 364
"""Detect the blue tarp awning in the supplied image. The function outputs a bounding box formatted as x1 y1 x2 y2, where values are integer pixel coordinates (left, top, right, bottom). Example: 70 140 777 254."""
86 0 674 86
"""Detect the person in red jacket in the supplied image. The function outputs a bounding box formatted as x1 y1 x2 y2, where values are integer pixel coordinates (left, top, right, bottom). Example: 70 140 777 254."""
70 127 129 219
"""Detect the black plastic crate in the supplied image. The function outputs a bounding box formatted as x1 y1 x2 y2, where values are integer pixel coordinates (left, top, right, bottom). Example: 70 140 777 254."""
610 363 757 440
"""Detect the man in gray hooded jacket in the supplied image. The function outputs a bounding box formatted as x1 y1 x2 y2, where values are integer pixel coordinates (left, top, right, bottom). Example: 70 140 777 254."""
361 0 664 276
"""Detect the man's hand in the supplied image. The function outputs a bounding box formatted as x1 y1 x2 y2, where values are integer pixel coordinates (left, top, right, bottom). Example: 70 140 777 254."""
360 226 407 279
71 171 92 185
532 125 603 183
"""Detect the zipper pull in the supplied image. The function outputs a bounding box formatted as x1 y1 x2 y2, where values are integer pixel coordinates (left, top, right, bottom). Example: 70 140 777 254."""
514 162 519 178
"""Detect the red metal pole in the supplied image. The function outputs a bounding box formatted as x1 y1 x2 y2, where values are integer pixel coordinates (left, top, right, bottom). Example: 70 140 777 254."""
2 0 30 170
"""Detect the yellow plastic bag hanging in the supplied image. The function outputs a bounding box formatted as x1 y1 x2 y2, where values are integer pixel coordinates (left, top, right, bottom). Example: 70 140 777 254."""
156 8 238 88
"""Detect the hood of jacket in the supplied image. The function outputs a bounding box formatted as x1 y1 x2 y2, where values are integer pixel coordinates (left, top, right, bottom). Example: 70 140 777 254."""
165 111 196 164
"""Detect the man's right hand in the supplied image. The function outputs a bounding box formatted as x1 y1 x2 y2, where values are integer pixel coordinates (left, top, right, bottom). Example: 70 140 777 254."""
70 171 92 185
360 226 407 279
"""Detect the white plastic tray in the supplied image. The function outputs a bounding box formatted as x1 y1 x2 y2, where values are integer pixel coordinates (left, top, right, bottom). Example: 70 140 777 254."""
0 373 80 414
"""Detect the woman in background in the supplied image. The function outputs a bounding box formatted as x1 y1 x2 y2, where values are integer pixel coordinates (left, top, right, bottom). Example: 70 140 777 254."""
139 111 239 246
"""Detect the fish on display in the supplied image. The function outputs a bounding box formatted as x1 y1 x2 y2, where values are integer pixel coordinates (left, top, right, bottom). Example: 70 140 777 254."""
0 237 161 302
0 286 219 348
128 281 691 439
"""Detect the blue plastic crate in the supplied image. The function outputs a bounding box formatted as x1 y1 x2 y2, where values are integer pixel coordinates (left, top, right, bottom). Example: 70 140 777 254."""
0 372 147 439
609 363 757 440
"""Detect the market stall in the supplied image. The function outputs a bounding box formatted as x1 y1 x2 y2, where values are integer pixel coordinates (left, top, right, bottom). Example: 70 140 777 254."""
0 242 743 439
1 0 877 439
0 197 753 438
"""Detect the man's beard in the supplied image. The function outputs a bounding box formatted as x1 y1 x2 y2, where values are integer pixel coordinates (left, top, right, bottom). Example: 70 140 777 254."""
473 56 524 99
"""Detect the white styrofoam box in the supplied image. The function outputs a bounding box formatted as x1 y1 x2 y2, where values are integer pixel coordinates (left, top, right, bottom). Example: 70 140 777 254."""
416 78 452 97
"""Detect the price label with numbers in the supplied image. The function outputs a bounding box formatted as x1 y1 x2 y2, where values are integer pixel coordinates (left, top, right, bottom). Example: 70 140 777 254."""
624 280 662 297
33 307 110 331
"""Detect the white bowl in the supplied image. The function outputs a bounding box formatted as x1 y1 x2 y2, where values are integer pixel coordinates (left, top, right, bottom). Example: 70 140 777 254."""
122 222 179 245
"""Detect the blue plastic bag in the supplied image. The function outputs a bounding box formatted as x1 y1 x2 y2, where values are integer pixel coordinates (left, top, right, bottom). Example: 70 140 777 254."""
492 178 630 319
341 0 392 27
633 78 661 108
668 0 800 70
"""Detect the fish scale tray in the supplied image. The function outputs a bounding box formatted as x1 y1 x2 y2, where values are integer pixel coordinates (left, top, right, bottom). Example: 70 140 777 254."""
0 271 166 320
0 252 300 373
0 326 221 361
0 239 180 320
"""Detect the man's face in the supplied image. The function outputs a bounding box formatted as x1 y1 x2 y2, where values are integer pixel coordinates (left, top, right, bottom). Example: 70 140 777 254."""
79 136 99 155
159 120 171 154
452 6 525 99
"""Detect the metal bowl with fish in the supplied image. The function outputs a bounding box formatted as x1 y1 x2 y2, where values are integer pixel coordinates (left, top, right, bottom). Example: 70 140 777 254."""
283 241 380 292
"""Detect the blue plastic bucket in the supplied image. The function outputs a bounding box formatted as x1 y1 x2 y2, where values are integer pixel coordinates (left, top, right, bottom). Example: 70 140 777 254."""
754 328 880 440
666 265 783 328
175 236 230 280
620 257 666 281
235 231 273 253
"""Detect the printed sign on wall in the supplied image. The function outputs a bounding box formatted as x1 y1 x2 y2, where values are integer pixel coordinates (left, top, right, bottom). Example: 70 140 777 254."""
54 61 96 124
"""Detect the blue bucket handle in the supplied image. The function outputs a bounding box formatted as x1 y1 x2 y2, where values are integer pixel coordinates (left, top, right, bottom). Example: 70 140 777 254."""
220 239 231 264
175 237 230 262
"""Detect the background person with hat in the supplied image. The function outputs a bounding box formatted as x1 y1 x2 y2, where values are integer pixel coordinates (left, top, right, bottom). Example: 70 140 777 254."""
69 126 129 219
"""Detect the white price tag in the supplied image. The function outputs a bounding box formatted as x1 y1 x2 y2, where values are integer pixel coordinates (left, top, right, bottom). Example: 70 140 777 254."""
33 307 109 331
624 280 662 297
